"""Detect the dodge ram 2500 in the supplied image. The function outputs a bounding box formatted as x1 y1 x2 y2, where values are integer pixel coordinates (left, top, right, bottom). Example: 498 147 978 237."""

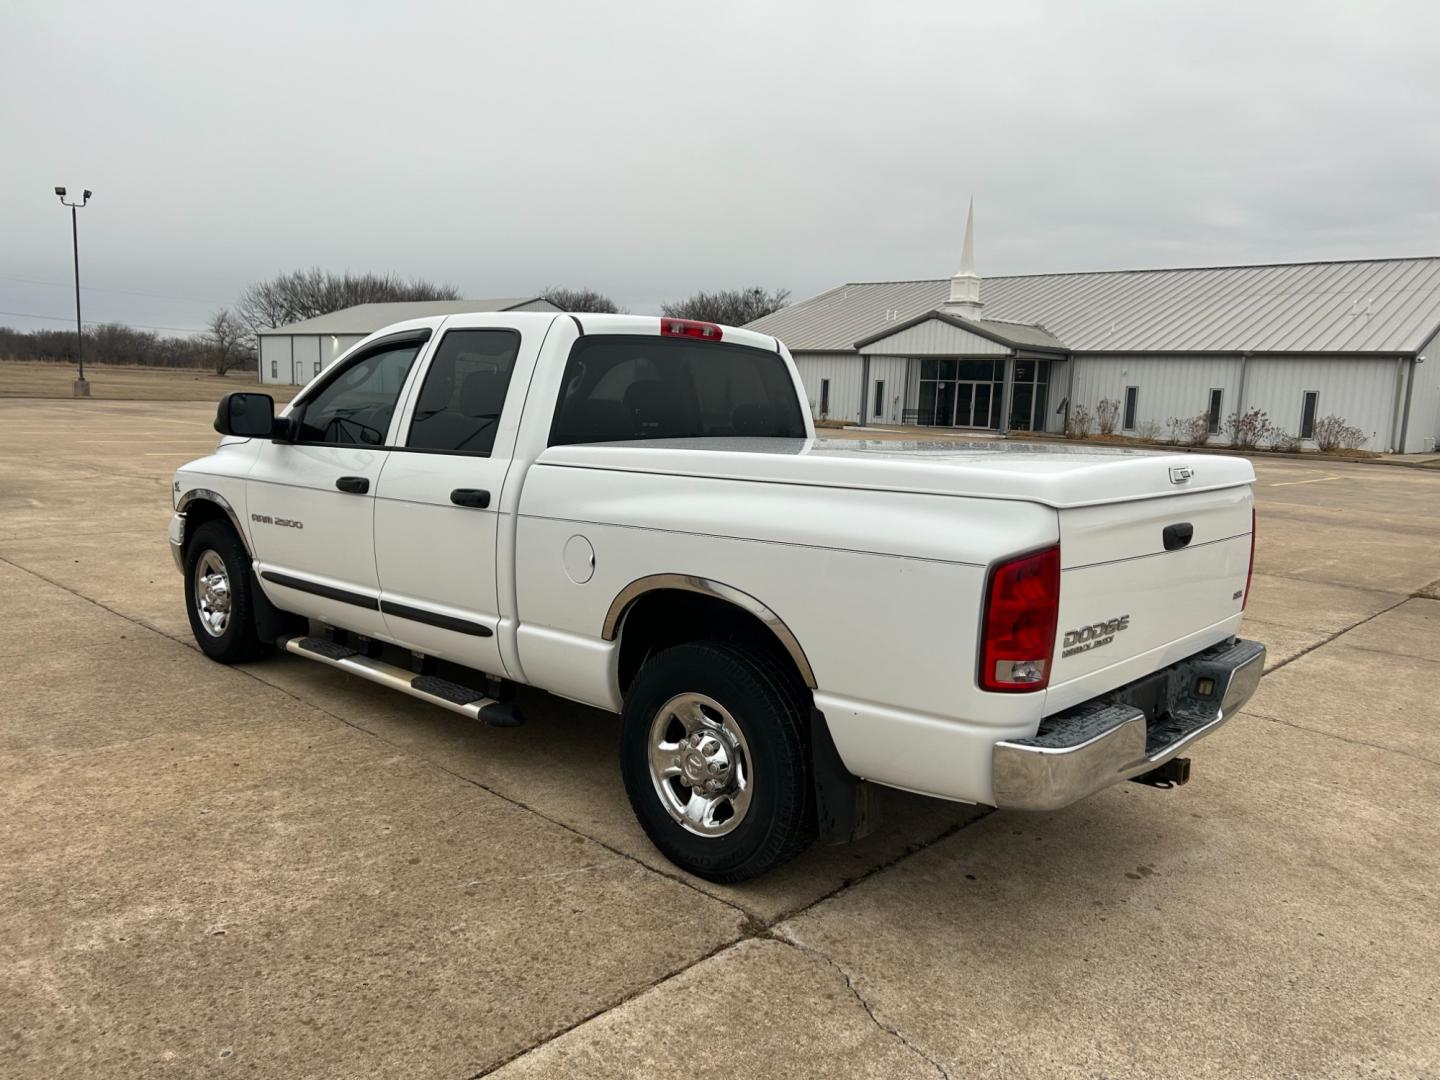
170 311 1263 881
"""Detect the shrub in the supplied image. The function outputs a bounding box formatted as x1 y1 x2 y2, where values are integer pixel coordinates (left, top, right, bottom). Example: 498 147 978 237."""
1065 405 1093 439
1136 418 1162 442
1312 414 1367 452
1095 398 1121 436
1267 429 1301 453
1167 414 1211 447
1224 407 1272 450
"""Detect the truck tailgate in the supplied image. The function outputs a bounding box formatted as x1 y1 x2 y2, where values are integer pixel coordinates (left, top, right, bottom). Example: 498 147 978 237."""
1046 484 1253 713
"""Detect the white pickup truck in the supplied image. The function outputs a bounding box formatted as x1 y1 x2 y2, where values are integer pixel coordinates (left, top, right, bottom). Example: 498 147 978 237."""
170 311 1263 881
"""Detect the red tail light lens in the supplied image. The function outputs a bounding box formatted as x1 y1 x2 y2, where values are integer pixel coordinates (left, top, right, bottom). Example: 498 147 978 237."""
980 546 1061 693
660 318 723 341
1243 506 1256 609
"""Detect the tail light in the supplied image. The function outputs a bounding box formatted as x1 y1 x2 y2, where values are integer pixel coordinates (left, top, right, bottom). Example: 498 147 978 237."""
980 546 1061 693
660 318 723 340
1243 506 1256 609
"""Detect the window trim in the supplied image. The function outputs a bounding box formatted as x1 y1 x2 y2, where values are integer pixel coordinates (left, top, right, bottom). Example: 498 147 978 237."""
288 328 433 448
399 326 523 458
873 379 885 418
1122 385 1139 432
270 359 277 378
1207 387 1224 435
1299 390 1319 441
820 378 831 417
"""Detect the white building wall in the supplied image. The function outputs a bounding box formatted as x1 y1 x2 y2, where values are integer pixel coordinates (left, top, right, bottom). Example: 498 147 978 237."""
793 352 863 422
1403 326 1440 452
1071 355 1242 441
288 335 322 385
1072 353 1404 450
865 356 909 425
259 336 290 386
1243 356 1399 450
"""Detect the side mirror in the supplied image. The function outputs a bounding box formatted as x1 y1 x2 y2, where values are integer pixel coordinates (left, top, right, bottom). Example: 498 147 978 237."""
214 392 277 438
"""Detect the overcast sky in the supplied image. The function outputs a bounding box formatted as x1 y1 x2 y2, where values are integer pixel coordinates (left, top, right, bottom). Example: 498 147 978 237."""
3 0 1438 336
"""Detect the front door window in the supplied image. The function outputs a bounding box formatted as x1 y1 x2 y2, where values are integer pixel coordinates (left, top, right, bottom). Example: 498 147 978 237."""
916 358 1003 427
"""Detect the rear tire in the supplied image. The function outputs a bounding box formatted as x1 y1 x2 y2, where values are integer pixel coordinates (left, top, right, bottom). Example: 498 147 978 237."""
620 641 816 882
184 520 265 664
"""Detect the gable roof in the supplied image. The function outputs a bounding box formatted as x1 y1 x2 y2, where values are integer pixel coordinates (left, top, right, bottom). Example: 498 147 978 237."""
747 257 1440 355
855 310 1068 353
259 298 558 336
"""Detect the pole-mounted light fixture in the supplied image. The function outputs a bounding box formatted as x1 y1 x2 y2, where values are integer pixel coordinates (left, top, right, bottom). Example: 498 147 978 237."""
54 186 93 396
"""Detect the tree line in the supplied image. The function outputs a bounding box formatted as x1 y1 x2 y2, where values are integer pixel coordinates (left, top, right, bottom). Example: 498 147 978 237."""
1 271 791 376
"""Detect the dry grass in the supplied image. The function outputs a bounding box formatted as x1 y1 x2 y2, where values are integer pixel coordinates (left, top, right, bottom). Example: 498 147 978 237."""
0 361 298 403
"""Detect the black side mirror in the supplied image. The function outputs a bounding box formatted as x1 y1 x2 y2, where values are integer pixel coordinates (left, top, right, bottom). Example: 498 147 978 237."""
215 392 277 438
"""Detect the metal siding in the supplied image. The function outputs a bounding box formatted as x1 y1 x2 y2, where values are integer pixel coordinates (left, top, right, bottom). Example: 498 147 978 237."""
291 335 322 385
259 336 290 384
1243 356 1397 450
1071 356 1242 443
860 319 1009 356
1402 325 1440 452
747 258 1440 355
793 353 863 422
865 356 909 424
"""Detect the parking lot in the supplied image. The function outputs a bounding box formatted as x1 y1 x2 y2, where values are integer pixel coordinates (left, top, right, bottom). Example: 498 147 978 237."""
3 396 1438 1078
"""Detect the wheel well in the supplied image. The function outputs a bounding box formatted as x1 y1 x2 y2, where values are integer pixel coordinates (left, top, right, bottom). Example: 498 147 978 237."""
182 499 238 553
615 589 809 697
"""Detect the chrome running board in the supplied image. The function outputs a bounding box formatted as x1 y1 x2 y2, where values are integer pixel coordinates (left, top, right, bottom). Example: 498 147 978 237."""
280 636 524 727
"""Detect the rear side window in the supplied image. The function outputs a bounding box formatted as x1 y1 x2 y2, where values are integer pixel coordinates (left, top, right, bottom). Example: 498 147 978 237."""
294 341 422 446
407 329 521 454
549 335 806 446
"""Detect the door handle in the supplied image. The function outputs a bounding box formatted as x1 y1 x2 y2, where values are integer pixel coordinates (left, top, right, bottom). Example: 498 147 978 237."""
1162 522 1194 551
450 488 491 509
336 476 370 494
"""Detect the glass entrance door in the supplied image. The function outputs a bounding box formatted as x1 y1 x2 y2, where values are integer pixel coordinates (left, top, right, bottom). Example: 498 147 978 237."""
915 359 1005 427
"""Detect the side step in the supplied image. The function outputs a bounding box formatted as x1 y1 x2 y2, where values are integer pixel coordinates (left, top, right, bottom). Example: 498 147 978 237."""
281 636 524 727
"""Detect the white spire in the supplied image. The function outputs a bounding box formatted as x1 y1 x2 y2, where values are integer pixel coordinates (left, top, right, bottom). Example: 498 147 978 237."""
943 196 984 321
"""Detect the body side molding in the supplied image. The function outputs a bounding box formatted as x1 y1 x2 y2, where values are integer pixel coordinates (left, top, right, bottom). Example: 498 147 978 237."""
602 573 818 688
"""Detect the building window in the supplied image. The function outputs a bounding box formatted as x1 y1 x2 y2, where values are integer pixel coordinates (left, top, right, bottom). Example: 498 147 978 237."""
873 379 885 419
918 358 1005 428
270 360 277 378
820 378 830 417
1123 386 1139 431
1299 391 1319 440
1207 388 1224 435
314 360 322 376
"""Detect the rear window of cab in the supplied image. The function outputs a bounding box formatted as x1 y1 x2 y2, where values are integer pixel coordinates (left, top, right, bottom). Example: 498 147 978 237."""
549 335 806 446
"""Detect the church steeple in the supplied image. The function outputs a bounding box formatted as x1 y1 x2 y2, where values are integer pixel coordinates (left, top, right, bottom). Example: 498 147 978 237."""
942 197 984 321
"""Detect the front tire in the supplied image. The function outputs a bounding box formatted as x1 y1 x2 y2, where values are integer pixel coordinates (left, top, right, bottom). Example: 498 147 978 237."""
184 520 265 663
620 641 816 882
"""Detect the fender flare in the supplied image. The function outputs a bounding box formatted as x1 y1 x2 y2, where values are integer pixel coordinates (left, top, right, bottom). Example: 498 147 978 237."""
601 573 817 689
176 488 251 557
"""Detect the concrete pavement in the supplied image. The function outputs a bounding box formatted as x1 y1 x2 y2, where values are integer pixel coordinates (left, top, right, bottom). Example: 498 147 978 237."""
1 398 1437 1078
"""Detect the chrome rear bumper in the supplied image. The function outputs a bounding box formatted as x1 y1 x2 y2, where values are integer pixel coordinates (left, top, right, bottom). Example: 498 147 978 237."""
991 638 1265 812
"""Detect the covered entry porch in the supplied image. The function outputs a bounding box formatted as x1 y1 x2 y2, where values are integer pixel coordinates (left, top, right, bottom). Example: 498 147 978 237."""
854 311 1070 435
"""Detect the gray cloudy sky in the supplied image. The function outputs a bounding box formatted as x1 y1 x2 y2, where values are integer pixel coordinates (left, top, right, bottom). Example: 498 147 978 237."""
3 0 1438 335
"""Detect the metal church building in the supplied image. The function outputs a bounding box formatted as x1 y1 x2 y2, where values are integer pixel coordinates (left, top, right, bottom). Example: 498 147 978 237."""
748 206 1440 453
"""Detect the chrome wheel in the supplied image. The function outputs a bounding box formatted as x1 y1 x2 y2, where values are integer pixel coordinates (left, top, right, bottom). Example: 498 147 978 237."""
193 549 232 638
647 692 753 837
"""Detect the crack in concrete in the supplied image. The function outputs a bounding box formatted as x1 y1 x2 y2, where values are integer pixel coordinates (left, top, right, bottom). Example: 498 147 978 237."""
1243 707 1440 770
1254 593 1412 676
775 934 950 1080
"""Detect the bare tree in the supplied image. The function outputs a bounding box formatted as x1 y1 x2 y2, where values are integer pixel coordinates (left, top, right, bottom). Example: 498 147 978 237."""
542 286 620 313
235 269 461 335
206 308 251 376
661 286 790 326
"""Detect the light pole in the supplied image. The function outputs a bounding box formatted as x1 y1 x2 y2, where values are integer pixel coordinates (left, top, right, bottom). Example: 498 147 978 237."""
54 186 93 398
